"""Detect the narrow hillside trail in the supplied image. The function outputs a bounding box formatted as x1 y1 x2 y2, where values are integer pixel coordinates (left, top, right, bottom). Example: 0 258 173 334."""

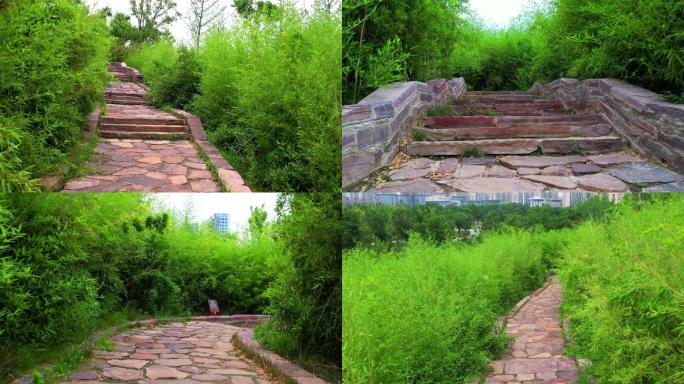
63 63 227 192
485 276 579 384
361 91 684 193
62 321 274 384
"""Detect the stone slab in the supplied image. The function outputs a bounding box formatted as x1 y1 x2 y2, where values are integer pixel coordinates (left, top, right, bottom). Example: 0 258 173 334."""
437 177 545 192
607 162 683 184
499 155 586 169
368 178 443 193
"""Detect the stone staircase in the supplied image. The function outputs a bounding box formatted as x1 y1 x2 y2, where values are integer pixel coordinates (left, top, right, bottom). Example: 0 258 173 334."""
407 91 623 157
101 63 188 140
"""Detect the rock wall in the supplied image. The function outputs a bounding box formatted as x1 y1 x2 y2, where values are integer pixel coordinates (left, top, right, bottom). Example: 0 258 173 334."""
531 78 684 173
342 78 465 188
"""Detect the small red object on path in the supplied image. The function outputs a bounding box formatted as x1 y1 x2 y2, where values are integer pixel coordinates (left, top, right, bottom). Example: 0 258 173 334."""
208 299 220 315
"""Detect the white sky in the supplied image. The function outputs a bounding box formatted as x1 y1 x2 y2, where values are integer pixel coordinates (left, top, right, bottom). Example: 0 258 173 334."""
148 193 280 231
468 0 535 28
86 0 316 44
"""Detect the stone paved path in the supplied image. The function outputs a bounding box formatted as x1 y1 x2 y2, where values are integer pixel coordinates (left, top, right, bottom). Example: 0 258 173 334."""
360 152 684 193
486 276 578 383
63 321 274 384
63 63 225 192
64 139 220 192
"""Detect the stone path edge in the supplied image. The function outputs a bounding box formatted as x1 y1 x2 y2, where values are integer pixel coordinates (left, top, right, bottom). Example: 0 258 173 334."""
171 109 252 192
234 328 329 384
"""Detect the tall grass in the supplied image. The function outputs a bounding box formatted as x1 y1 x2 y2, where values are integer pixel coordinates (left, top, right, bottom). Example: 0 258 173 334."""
558 196 684 383
343 231 547 383
0 0 112 190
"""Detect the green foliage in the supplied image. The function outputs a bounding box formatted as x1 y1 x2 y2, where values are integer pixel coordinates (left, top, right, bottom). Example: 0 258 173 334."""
347 0 684 101
128 0 179 42
412 130 427 141
543 0 684 97
195 6 341 192
426 104 455 116
130 5 340 191
343 0 468 103
450 26 543 91
343 232 547 383
258 194 341 365
0 118 38 192
0 0 112 188
342 197 615 249
128 43 201 110
462 146 483 157
0 193 285 380
558 195 684 383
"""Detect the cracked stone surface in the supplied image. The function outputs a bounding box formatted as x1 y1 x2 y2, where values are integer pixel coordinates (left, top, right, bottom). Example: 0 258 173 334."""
62 321 273 384
486 276 578 383
358 152 683 193
62 139 220 192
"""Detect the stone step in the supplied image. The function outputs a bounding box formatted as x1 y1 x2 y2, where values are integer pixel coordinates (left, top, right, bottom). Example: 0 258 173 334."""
406 136 623 156
105 91 146 98
425 114 604 128
100 123 186 132
99 130 188 139
102 116 184 125
464 93 546 103
539 136 624 154
105 95 147 102
416 124 611 140
110 72 129 80
452 101 564 115
106 98 148 105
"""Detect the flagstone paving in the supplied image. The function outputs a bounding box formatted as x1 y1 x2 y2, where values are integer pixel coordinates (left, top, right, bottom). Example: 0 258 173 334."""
62 321 274 384
363 152 684 193
485 276 578 384
63 139 220 192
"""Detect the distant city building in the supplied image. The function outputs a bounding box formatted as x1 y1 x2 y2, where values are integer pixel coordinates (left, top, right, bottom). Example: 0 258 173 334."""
528 197 563 208
210 213 230 232
343 191 625 208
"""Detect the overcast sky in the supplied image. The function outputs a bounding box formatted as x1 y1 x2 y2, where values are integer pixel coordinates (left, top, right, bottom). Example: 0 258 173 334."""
149 193 279 231
85 0 317 44
468 0 535 27
470 0 544 28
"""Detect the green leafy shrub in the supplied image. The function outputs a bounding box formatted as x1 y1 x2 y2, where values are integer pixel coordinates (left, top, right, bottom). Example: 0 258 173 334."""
258 194 342 365
558 195 684 382
0 118 37 192
194 6 341 192
343 232 546 383
126 41 201 110
0 0 112 187
343 0 469 103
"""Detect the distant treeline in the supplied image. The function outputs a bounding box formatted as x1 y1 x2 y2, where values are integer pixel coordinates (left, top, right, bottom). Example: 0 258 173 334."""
343 197 616 249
